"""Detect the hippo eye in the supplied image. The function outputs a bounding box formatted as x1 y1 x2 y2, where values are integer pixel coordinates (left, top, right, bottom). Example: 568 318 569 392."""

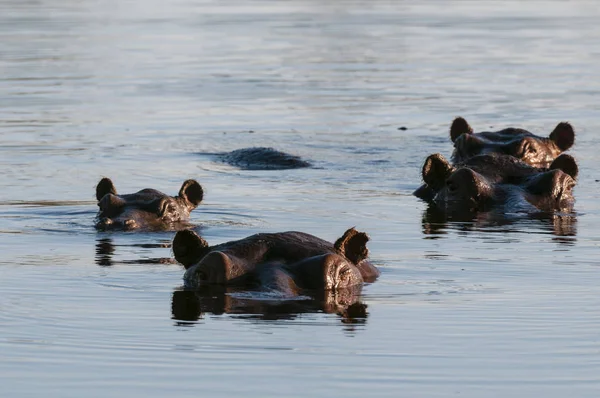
526 144 537 154
159 201 175 215
447 180 458 193
164 203 177 215
521 141 537 156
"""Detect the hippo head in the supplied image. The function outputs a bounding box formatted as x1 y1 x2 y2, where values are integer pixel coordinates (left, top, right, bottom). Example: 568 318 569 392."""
450 117 575 167
522 155 577 212
422 153 577 214
95 178 204 231
422 154 494 213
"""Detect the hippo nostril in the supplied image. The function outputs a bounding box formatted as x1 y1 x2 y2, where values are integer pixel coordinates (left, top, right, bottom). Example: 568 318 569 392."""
98 218 113 227
447 180 458 193
95 218 113 230
197 271 208 281
123 219 137 229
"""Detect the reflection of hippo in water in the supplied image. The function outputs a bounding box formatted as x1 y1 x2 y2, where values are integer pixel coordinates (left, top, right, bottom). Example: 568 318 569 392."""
172 228 379 296
421 202 578 243
219 147 311 170
450 117 575 167
415 153 577 215
171 285 368 326
95 178 204 231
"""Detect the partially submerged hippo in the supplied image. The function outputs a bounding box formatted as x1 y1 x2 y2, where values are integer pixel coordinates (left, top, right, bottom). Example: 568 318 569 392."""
450 117 575 167
95 178 204 231
417 153 577 215
172 228 379 296
219 147 311 170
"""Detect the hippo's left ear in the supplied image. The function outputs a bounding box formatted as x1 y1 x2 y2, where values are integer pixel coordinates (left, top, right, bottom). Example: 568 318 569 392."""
422 154 453 190
549 122 575 151
450 117 473 143
179 179 204 208
334 228 370 265
173 230 209 269
96 177 117 201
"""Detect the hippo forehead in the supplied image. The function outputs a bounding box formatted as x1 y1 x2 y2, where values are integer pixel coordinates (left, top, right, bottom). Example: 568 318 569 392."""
476 128 537 141
454 133 559 166
99 189 183 214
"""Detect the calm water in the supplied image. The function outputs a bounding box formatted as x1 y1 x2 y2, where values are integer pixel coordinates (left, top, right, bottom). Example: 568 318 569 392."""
2 1 600 397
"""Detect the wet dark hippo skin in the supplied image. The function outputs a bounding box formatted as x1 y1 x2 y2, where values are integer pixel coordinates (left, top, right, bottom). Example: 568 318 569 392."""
172 228 379 296
415 153 577 215
414 117 575 201
95 178 204 231
171 284 368 326
450 116 575 167
218 147 311 170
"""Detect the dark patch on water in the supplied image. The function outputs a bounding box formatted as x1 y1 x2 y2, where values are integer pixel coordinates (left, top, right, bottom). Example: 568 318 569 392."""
216 147 312 170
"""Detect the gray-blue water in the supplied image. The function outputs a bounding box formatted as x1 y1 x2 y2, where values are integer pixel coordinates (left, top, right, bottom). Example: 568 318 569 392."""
1 1 600 397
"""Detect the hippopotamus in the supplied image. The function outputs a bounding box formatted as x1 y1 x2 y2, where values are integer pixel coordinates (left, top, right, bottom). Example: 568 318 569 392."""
172 228 379 296
417 153 577 215
450 117 575 166
219 147 311 170
95 178 204 231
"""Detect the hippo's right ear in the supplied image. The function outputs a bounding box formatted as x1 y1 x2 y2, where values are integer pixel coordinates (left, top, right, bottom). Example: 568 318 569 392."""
96 177 117 201
549 122 575 151
422 154 453 190
450 117 473 143
172 230 210 269
179 179 204 208
334 227 370 265
550 154 578 180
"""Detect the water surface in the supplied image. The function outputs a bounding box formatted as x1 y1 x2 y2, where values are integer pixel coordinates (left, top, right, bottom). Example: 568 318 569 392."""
1 1 600 397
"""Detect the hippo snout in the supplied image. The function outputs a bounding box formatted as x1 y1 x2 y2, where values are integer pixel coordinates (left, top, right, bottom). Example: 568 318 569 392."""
96 217 113 230
183 266 209 288
96 217 138 231
553 171 576 205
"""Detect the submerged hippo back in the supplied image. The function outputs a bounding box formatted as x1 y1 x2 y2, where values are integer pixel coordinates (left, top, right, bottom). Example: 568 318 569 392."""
189 231 336 267
220 147 311 170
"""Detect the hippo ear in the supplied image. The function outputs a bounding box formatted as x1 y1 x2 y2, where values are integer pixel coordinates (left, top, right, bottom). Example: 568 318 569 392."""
549 122 575 151
96 177 117 201
550 154 578 180
450 117 473 143
422 154 453 190
334 227 370 265
179 179 204 208
172 230 210 269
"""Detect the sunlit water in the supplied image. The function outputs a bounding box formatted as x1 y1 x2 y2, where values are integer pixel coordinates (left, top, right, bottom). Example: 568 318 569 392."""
1 1 600 397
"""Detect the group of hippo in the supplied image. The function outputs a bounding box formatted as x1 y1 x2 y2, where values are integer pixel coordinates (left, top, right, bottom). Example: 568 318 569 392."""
95 117 577 302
